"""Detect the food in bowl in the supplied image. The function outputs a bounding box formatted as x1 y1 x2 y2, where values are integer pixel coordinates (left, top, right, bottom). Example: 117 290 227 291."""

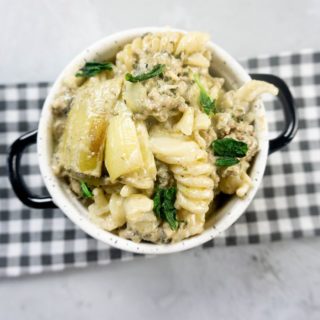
51 31 277 244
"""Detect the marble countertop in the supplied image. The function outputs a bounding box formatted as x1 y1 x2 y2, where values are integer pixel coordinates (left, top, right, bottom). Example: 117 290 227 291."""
1 0 320 319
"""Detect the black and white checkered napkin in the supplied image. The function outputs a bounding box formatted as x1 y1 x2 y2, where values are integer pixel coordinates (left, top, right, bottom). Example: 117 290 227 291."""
1 49 320 277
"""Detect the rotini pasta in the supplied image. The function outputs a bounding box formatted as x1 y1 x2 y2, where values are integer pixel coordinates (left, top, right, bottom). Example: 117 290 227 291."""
51 31 278 243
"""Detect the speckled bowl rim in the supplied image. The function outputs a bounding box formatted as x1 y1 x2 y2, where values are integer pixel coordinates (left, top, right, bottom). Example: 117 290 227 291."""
38 27 269 255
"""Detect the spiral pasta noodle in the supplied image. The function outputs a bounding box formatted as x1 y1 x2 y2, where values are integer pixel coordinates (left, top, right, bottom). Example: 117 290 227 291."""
150 132 216 236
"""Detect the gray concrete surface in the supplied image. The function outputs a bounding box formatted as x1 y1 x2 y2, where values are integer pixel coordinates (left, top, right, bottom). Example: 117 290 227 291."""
1 0 320 319
1 239 320 320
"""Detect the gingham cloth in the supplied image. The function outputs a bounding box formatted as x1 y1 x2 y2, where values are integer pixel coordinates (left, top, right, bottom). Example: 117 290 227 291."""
1 49 320 278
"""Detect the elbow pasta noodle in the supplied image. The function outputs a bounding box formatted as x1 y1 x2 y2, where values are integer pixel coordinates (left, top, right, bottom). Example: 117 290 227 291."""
88 189 126 231
51 31 278 243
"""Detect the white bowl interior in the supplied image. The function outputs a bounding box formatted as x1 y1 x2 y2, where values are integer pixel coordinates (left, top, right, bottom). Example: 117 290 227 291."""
38 27 268 254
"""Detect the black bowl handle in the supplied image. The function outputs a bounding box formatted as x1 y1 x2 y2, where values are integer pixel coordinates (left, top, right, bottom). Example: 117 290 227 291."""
7 129 57 209
250 73 298 154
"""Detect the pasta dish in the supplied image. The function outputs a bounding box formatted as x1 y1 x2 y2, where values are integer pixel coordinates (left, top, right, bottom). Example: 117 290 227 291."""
51 32 277 243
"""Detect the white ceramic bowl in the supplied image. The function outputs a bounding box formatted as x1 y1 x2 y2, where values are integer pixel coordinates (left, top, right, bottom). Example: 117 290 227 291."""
36 27 269 254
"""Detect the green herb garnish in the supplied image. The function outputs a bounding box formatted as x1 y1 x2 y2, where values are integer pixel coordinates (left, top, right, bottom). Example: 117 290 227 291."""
125 64 165 83
153 186 179 230
213 138 248 158
194 74 216 115
212 138 248 167
215 157 240 167
80 181 93 198
76 62 113 78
